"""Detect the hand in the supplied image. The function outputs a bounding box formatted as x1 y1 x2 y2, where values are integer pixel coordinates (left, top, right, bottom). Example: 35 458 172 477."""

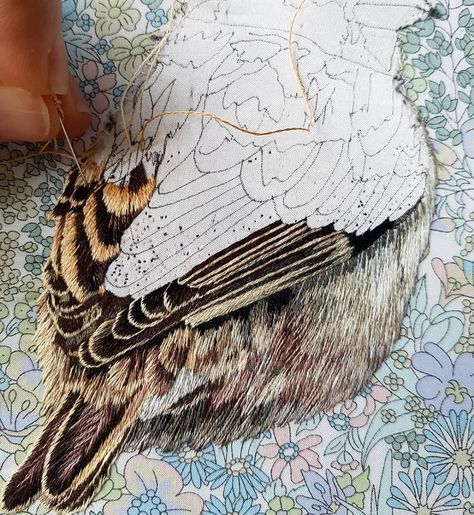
0 0 90 142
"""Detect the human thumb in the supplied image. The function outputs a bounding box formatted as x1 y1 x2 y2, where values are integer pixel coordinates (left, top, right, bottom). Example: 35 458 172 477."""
0 0 90 142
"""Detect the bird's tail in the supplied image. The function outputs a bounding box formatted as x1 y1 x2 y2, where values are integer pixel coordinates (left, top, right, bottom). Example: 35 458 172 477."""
1 389 144 514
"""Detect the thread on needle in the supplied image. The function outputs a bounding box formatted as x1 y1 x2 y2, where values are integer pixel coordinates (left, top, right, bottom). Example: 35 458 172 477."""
2 112 91 175
58 116 87 182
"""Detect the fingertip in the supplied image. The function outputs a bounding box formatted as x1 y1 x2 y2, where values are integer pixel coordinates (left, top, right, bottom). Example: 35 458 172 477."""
63 109 91 139
48 31 69 96
43 96 62 141
0 78 90 143
58 77 91 138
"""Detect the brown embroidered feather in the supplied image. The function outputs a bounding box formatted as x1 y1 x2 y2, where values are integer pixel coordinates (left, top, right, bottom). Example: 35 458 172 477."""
1 155 435 512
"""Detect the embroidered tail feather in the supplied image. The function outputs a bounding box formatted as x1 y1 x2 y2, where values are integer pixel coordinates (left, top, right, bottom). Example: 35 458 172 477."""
1 390 144 514
0 393 79 512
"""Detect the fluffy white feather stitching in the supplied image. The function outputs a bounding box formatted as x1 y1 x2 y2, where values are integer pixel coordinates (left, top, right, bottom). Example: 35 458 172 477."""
96 0 435 298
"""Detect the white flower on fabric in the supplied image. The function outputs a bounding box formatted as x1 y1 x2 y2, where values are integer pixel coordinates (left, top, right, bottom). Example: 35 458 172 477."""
92 0 141 37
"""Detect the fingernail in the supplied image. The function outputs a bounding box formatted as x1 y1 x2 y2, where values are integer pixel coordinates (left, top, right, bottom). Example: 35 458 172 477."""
55 76 91 139
0 87 50 142
42 96 62 140
69 75 90 114
48 31 69 95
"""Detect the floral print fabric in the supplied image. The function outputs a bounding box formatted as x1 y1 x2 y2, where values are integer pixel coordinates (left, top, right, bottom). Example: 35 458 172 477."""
0 0 473 513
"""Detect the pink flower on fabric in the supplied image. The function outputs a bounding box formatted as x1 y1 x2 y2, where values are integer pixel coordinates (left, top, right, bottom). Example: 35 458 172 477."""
327 378 391 428
79 60 116 114
330 450 360 472
258 424 322 483
103 454 203 515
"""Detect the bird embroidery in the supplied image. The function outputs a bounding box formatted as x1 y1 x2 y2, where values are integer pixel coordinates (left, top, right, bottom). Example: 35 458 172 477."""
2 0 436 512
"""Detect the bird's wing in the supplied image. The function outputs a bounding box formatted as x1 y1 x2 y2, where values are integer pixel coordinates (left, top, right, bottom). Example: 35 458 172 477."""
99 0 434 298
79 214 402 368
42 162 363 371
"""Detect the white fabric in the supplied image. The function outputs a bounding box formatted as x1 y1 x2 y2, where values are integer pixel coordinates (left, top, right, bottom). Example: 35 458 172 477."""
102 0 435 298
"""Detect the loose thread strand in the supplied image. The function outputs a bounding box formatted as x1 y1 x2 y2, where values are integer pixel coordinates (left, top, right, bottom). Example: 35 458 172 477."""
2 97 97 179
120 0 313 150
120 0 180 148
58 115 88 183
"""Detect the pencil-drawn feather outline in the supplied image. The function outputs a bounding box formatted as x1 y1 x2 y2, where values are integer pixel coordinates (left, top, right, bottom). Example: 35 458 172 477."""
98 0 435 298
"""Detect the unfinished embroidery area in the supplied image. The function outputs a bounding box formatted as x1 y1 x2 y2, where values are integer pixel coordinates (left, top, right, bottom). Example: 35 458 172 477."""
0 0 472 509
99 0 432 295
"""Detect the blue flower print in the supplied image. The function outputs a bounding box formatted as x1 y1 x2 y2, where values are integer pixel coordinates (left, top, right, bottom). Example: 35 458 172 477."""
207 440 269 500
424 410 474 498
297 469 348 515
113 85 125 107
96 39 110 56
104 61 117 74
327 413 350 432
0 370 10 391
76 13 94 31
127 489 169 515
146 8 168 28
160 443 216 488
388 468 461 513
203 495 261 515
412 343 474 415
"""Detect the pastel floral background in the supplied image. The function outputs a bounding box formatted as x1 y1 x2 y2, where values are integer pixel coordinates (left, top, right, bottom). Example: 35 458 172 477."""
0 0 474 513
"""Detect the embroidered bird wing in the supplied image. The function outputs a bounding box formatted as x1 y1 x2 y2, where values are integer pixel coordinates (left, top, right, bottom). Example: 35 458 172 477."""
26 160 354 370
40 163 354 365
80 220 361 367
42 160 410 373
98 0 435 299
